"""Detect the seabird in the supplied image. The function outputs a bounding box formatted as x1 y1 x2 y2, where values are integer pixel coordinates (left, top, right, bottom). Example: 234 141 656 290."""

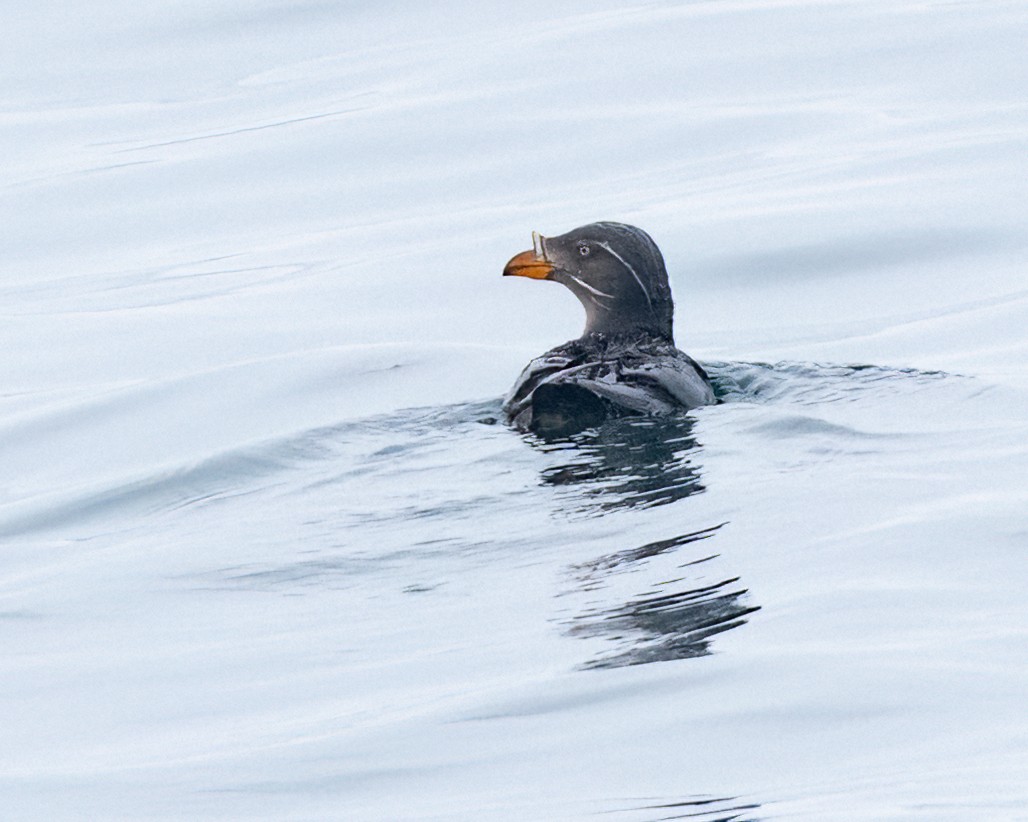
502 221 715 435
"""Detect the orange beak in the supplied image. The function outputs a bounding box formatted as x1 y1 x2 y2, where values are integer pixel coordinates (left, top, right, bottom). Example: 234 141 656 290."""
503 249 554 280
503 231 554 280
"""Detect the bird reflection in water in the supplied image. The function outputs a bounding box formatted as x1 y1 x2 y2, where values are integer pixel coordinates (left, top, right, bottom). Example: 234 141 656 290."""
525 414 760 670
529 413 706 513
568 524 759 670
610 794 762 821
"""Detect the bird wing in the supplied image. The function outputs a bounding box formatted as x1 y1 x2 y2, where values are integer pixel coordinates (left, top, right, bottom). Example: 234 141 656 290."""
503 341 714 432
617 354 715 410
502 350 580 418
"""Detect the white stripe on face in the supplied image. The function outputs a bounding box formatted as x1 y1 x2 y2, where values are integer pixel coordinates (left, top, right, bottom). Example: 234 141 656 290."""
567 274 614 308
597 241 653 311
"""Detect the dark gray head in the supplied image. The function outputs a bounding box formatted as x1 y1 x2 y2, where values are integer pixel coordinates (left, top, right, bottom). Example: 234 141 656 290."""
503 221 675 341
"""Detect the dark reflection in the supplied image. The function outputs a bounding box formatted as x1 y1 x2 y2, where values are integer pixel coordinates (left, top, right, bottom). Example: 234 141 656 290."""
521 411 760 670
567 524 758 669
529 414 705 513
611 794 762 821
573 523 725 579
569 565 759 669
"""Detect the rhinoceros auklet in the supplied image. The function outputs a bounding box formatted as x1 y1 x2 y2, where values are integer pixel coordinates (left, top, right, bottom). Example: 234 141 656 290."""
502 221 715 435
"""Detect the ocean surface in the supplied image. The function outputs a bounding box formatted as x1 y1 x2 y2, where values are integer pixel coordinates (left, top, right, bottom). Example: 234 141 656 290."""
2 1 1027 819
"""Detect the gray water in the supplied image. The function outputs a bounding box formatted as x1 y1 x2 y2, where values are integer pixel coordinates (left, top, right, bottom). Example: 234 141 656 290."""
5 357 1025 818
3 1 1027 819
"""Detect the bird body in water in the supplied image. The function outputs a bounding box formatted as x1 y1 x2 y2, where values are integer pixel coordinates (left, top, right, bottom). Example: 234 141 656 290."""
502 222 715 436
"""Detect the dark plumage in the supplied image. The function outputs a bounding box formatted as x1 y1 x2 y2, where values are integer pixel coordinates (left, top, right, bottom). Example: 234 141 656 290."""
502 221 715 435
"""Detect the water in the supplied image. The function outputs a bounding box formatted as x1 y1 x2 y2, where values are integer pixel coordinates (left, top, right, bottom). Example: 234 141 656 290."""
3 1 1027 819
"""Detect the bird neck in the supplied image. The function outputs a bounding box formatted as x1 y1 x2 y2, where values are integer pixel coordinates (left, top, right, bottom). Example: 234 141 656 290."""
582 307 674 343
577 326 674 352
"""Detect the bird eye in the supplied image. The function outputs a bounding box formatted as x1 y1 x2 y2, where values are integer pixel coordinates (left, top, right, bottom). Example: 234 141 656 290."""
578 243 590 256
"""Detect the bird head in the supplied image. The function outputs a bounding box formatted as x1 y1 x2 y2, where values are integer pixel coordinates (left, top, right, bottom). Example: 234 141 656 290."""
503 221 675 341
